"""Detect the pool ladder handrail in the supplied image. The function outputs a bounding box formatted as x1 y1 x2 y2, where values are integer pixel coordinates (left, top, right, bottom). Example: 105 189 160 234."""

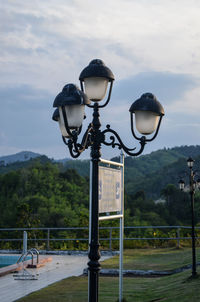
29 248 39 264
17 248 39 265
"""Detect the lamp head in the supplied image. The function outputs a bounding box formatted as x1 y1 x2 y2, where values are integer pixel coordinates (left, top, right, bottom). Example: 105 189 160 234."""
53 83 90 107
179 179 185 191
187 157 194 168
129 93 164 135
79 59 114 102
53 84 90 137
79 59 114 82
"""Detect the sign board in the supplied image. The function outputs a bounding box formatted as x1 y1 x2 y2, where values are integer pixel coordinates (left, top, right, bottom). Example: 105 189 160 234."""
89 155 124 302
99 166 122 213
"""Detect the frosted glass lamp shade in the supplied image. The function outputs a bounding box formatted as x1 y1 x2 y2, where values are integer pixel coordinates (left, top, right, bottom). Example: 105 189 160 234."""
187 157 194 168
58 116 72 138
79 59 114 102
179 180 185 191
84 77 109 101
58 105 84 136
135 111 160 135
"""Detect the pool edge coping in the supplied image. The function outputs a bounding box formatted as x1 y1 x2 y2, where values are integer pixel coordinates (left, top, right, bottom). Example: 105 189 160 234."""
0 255 52 277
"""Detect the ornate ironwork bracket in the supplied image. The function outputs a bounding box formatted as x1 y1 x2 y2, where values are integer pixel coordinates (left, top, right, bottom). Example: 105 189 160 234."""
62 122 147 158
101 124 146 157
62 124 93 158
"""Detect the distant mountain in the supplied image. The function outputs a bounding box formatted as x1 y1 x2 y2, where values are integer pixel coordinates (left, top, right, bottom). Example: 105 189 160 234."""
0 151 41 166
124 145 200 198
113 145 200 178
1 145 200 199
61 159 90 177
59 145 200 195
55 158 71 164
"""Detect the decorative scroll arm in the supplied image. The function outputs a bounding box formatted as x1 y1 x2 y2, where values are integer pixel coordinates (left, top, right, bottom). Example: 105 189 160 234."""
62 124 93 158
101 125 146 156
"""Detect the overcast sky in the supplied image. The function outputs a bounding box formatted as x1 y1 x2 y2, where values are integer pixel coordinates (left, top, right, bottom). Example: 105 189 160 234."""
1 0 200 159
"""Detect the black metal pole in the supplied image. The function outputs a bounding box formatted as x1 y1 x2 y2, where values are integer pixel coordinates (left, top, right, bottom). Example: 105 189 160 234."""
190 168 197 277
88 103 101 302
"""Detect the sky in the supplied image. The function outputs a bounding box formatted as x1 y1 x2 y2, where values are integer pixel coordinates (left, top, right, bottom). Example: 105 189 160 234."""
1 0 200 160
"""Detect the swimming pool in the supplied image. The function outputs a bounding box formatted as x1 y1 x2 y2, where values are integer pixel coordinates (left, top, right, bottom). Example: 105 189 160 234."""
0 255 31 268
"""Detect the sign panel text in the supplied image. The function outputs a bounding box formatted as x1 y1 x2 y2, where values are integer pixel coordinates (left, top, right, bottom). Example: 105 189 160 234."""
99 166 121 213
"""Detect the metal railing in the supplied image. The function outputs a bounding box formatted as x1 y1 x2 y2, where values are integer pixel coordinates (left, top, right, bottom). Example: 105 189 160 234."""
17 248 39 265
0 226 200 250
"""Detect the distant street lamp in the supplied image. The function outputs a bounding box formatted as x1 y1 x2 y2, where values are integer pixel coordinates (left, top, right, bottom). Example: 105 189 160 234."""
179 157 200 277
52 59 165 302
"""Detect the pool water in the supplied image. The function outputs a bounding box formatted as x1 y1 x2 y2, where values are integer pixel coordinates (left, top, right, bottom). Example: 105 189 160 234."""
0 255 31 268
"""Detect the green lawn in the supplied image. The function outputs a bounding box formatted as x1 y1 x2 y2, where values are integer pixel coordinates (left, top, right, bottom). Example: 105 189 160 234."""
16 248 200 302
101 247 200 271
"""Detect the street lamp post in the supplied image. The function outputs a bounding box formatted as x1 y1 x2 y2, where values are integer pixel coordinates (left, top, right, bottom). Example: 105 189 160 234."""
179 157 200 278
52 59 165 302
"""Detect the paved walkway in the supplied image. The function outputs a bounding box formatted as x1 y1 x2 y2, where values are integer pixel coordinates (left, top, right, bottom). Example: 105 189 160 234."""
0 254 90 302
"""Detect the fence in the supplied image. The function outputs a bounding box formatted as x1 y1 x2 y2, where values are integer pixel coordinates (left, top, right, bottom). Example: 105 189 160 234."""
0 226 200 250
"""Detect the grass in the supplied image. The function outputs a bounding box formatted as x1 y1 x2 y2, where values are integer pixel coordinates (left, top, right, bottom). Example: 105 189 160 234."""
101 247 200 271
16 248 200 302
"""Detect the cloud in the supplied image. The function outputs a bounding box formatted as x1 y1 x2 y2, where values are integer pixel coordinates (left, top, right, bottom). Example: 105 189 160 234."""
112 71 197 103
1 68 200 159
0 84 56 148
0 0 200 158
103 71 199 135
1 0 200 90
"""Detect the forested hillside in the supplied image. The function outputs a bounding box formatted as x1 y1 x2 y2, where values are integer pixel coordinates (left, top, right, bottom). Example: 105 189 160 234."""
0 161 89 228
1 146 200 232
59 145 200 186
2 145 200 179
